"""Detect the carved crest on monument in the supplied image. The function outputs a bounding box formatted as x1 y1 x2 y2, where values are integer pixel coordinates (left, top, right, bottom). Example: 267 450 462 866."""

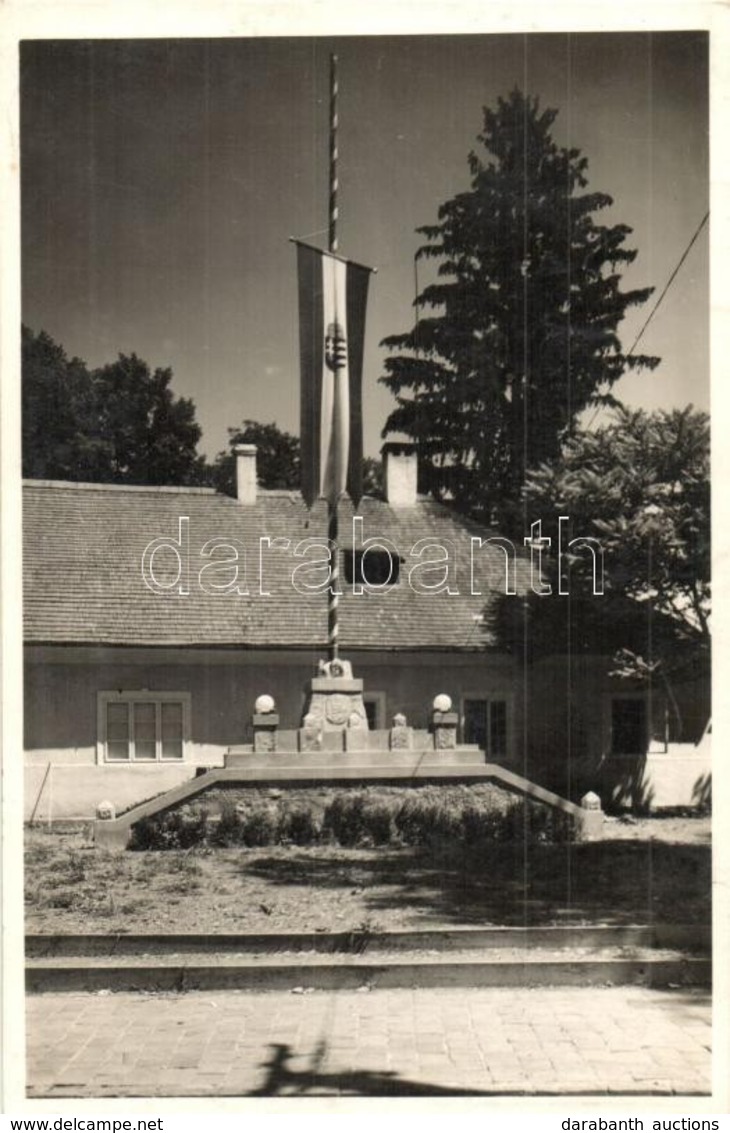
325 693 352 726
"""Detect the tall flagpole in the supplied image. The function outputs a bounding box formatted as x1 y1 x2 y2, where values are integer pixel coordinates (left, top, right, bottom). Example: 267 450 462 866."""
327 52 340 661
329 53 339 257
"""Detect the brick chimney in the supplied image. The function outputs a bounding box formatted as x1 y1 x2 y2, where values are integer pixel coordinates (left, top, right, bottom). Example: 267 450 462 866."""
382 442 418 508
233 444 257 504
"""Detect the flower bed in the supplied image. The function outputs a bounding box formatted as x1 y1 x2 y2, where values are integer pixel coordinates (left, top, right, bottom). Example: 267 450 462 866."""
128 783 577 851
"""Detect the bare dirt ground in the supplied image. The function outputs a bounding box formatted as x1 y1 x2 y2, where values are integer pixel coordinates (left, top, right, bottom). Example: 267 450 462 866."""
25 815 711 935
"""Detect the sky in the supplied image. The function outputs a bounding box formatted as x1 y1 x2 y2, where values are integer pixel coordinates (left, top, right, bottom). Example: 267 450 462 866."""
20 31 709 462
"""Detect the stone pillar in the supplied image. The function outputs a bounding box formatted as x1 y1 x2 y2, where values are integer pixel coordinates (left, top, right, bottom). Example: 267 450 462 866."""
252 694 278 753
390 712 413 751
579 790 605 841
431 693 458 750
432 711 459 749
253 712 279 753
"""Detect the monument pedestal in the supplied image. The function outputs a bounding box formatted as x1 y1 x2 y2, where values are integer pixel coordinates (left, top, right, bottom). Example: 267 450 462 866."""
301 659 369 739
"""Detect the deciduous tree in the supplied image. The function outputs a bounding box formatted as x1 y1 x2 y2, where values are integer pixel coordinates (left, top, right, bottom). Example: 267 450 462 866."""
22 326 207 486
520 406 710 682
211 420 301 496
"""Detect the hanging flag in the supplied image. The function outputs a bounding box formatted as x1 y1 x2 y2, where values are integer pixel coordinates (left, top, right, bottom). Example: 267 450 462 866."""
296 241 371 507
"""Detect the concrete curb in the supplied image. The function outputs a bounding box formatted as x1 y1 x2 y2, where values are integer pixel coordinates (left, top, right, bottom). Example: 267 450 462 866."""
25 956 711 993
25 922 711 957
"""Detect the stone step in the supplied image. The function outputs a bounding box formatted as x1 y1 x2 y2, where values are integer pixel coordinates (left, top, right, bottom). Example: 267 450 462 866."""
26 951 711 993
225 748 486 770
26 923 710 957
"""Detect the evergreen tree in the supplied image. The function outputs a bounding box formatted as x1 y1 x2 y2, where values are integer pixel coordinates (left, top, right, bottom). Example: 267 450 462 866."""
381 90 660 524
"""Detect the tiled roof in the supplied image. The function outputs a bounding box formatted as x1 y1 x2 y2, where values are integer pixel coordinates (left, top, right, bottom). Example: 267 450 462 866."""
23 481 531 650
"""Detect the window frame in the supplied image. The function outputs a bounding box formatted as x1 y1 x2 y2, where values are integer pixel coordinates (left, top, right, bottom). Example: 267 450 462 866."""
97 690 191 765
460 693 512 759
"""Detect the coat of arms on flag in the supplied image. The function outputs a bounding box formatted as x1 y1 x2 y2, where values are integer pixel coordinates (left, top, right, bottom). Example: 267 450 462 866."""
295 241 372 507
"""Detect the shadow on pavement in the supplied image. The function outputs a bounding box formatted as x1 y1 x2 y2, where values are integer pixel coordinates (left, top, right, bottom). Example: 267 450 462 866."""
248 1041 495 1096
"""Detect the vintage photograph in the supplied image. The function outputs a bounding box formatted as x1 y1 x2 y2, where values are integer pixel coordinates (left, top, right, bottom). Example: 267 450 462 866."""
17 29 712 1102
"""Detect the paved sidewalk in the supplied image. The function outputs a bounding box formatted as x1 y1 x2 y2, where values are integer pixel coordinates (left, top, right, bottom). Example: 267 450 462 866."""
27 986 711 1098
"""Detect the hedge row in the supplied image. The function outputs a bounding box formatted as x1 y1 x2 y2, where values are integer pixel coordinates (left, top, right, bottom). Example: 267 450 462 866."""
129 786 577 850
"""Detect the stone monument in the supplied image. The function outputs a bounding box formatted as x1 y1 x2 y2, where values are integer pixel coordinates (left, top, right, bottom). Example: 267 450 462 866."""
301 658 369 737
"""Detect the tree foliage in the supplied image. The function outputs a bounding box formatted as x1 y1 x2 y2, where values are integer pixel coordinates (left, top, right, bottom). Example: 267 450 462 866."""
91 354 206 485
381 90 660 524
22 325 207 486
212 420 385 499
211 419 301 496
520 406 710 678
22 326 98 480
362 456 384 499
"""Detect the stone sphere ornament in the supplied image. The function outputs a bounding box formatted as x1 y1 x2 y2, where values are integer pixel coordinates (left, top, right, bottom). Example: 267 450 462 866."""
432 693 452 713
255 694 276 714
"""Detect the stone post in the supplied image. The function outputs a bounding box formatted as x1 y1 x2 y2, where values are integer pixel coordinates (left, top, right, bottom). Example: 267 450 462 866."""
579 789 605 841
390 712 413 751
253 713 279 753
431 694 458 750
252 694 278 753
345 710 370 751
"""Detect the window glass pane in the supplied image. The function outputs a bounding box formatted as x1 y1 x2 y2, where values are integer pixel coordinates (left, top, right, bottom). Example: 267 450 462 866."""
161 702 183 738
161 702 184 759
106 741 130 761
133 702 156 760
106 702 129 742
134 702 155 731
107 702 128 727
490 701 507 758
106 702 129 760
103 696 188 762
611 699 646 755
464 700 488 748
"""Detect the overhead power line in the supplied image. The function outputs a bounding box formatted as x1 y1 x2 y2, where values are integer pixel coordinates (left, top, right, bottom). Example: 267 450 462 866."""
586 209 709 430
626 210 709 359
